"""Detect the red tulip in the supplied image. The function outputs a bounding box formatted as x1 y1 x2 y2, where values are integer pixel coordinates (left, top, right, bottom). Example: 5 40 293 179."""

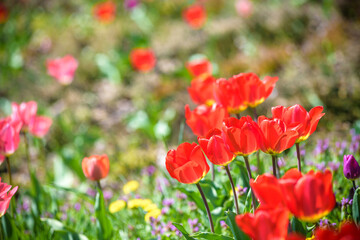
0 178 18 217
214 78 247 114
46 55 78 85
235 72 278 108
186 58 212 77
0 3 8 24
93 1 116 23
0 118 21 163
165 142 209 184
183 4 206 29
185 104 228 137
130 48 156 72
82 154 110 181
198 128 235 166
187 74 216 105
251 168 335 222
271 104 325 143
314 221 360 240
222 116 262 156
236 207 289 240
11 101 52 137
257 116 298 155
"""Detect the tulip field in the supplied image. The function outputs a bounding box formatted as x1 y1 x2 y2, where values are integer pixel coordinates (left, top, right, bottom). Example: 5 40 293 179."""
1 0 360 239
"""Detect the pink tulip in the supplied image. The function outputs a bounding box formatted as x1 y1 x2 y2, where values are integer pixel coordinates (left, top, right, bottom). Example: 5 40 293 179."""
11 101 52 137
0 118 21 164
46 55 78 85
0 178 18 217
236 0 253 18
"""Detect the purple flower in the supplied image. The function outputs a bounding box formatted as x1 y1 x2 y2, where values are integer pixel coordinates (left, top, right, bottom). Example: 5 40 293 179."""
315 162 326 171
277 157 285 168
188 218 201 233
220 220 227 228
250 165 257 172
74 203 81 211
162 198 174 207
343 155 360 180
161 207 170 214
328 161 340 172
124 0 139 10
341 197 350 206
156 177 169 193
143 165 156 176
87 188 97 197
188 201 196 211
176 192 187 200
319 219 329 227
103 190 113 200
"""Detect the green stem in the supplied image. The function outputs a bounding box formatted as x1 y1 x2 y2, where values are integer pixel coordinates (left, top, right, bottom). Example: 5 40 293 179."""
271 155 277 178
353 180 357 192
211 163 215 181
22 132 31 174
5 156 12 186
253 107 258 122
96 181 102 191
256 151 260 175
225 165 240 214
196 183 214 233
296 143 301 173
236 113 241 119
243 156 257 211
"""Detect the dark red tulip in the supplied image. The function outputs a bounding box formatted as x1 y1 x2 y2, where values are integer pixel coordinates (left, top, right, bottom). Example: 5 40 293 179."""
183 5 206 29
198 128 235 166
82 154 110 181
214 78 247 114
185 104 228 137
187 74 216 105
258 116 298 155
222 116 262 156
130 48 156 72
272 104 325 143
165 142 209 184
314 221 360 240
236 207 289 240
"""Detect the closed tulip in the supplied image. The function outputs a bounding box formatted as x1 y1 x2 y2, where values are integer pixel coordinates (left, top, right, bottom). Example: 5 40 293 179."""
46 55 78 85
222 116 262 156
214 78 247 114
343 155 360 180
235 73 278 108
0 118 21 163
185 104 228 137
236 207 289 240
130 48 156 72
165 142 209 184
183 5 206 29
187 74 216 105
186 58 212 77
258 116 298 155
271 104 325 143
82 154 110 181
198 128 235 166
0 178 18 217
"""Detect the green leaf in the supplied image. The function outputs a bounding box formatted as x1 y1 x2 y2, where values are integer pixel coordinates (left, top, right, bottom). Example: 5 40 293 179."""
41 218 88 240
225 211 249 240
243 189 252 213
352 187 360 225
171 223 195 240
291 217 307 236
191 232 233 240
0 213 19 240
235 160 250 189
95 190 113 239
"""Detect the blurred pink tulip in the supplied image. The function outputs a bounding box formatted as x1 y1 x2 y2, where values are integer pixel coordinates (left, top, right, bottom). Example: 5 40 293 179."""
0 118 21 164
0 178 18 217
46 55 78 85
11 101 52 138
236 0 253 18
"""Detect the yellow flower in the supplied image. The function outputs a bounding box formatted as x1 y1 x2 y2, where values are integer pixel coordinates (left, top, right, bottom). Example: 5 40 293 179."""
145 208 161 222
127 199 152 209
143 203 158 212
109 200 126 213
123 180 140 194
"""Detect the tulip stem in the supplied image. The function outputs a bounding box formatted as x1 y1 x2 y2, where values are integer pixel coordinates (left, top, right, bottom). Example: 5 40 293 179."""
225 165 240 214
271 155 277 178
256 151 261 175
96 181 102 191
5 156 12 186
196 183 214 233
211 163 215 181
243 156 257 211
252 107 258 121
22 132 31 174
296 143 302 172
353 180 357 192
236 113 241 119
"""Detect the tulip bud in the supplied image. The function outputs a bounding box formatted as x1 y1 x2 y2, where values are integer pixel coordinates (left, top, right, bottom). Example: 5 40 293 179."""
343 155 360 180
82 154 110 181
